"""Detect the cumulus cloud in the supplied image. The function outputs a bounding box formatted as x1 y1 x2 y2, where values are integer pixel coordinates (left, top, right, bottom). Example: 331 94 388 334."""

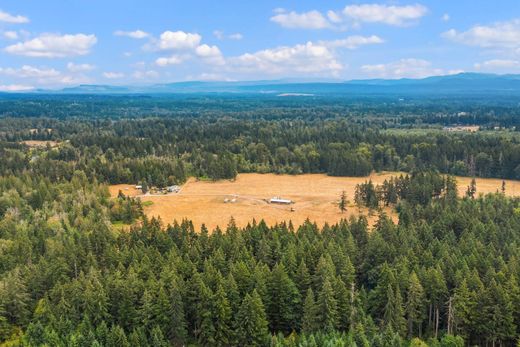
474 59 520 70
341 3 428 26
213 30 242 40
0 64 92 85
158 31 201 50
0 84 34 92
0 65 60 78
155 30 224 66
103 72 125 79
0 10 29 24
441 13 450 22
5 33 97 58
155 55 187 66
270 10 332 29
133 70 159 79
114 30 149 39
443 19 520 50
229 42 343 76
271 3 427 30
322 35 384 49
67 62 95 72
195 44 225 65
3 31 18 40
361 59 453 79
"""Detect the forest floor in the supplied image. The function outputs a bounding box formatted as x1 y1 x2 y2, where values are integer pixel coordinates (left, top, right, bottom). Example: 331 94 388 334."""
109 172 520 232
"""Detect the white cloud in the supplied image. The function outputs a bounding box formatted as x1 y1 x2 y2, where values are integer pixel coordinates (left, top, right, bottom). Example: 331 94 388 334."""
214 30 243 40
0 84 34 92
441 13 450 22
322 35 384 49
341 4 428 26
155 55 187 66
0 65 91 85
361 59 448 79
213 30 224 40
103 72 125 79
195 44 225 65
270 10 331 29
3 31 18 40
5 33 97 58
474 59 520 70
133 70 159 79
443 19 520 50
230 41 343 76
158 31 201 50
0 65 60 78
0 10 29 24
228 33 243 40
327 10 343 24
67 62 95 72
114 30 149 39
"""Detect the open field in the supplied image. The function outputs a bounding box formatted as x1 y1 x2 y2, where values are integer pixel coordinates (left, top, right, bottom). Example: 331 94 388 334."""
21 140 60 148
109 173 520 231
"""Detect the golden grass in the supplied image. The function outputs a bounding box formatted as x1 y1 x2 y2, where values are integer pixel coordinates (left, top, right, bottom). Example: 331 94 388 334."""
109 173 520 232
21 140 59 148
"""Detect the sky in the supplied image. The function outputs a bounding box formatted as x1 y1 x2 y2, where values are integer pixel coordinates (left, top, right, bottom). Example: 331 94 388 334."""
1 0 520 90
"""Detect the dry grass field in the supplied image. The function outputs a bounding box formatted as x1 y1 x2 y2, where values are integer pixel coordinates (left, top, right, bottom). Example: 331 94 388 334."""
109 172 520 231
21 140 59 148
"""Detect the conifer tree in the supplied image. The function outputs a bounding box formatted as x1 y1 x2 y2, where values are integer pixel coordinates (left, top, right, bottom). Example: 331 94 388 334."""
213 284 232 347
236 290 269 347
317 278 338 332
302 288 318 333
406 272 425 337
267 263 300 332
339 190 348 213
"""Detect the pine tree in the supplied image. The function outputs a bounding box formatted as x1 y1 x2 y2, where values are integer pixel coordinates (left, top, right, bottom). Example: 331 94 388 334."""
479 280 515 346
406 272 425 337
236 290 269 347
383 284 406 337
453 279 475 342
317 278 338 332
335 279 352 331
213 284 232 347
267 263 300 333
150 326 169 347
302 288 318 333
196 280 216 346
466 178 476 199
295 260 311 303
106 325 129 347
128 328 149 347
339 190 348 213
168 281 187 345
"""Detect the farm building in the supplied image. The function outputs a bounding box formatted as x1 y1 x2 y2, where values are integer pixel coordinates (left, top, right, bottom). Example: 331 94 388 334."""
270 197 293 204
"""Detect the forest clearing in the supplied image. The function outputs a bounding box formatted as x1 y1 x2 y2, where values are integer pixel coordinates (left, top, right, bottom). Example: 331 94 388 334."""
109 172 520 231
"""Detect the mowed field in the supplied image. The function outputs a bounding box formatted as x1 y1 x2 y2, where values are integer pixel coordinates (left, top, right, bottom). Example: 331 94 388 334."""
109 173 520 231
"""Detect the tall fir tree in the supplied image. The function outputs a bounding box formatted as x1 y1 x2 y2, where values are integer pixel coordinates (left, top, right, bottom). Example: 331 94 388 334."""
236 290 269 347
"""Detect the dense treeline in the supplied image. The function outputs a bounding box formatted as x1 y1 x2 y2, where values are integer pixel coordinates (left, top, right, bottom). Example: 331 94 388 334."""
2 116 520 185
0 169 519 346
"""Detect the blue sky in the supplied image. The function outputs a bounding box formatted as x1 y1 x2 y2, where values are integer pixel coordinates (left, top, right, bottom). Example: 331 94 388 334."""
1 0 520 90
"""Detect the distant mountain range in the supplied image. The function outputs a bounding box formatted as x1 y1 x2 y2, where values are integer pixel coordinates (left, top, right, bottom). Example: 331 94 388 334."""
13 73 520 96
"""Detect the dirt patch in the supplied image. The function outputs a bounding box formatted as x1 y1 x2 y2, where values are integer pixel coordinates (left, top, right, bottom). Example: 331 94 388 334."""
21 140 59 148
110 173 520 232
